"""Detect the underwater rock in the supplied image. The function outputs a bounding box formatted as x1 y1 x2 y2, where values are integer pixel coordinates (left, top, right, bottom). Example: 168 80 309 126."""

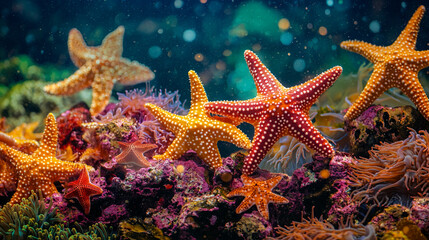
345 105 429 158
119 218 169 240
410 197 429 233
226 213 272 240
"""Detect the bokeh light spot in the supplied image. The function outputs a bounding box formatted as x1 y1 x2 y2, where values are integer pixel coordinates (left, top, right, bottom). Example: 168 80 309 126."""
183 29 196 42
148 46 162 59
326 0 334 7
174 0 183 8
223 49 232 57
369 20 380 33
252 43 261 51
280 32 293 45
216 61 226 71
194 53 204 62
278 18 290 31
325 9 331 15
318 26 328 36
293 59 306 72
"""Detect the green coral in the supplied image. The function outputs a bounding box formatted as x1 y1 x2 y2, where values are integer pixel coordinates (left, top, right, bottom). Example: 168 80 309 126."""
0 191 117 240
119 218 169 240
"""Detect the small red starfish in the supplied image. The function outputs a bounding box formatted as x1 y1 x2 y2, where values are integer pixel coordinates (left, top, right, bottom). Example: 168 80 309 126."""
205 50 342 175
227 175 288 220
64 167 103 215
115 141 158 169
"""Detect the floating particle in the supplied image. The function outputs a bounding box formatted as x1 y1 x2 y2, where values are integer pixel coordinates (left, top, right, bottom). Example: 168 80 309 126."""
293 59 306 72
183 29 196 42
148 46 162 58
223 49 232 56
325 9 331 15
278 18 290 30
280 32 293 45
194 53 204 62
369 20 380 33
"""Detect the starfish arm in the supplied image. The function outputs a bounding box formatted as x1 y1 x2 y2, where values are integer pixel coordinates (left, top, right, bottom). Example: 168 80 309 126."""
255 197 270 220
33 113 58 159
39 157 85 182
265 175 283 190
115 58 155 85
242 115 286 175
68 28 95 67
216 122 252 150
191 139 223 169
152 135 187 161
145 103 187 133
100 26 124 58
90 72 115 115
187 70 209 116
204 99 264 125
0 143 28 167
288 66 342 110
43 62 93 96
403 50 429 70
398 72 429 121
340 40 385 63
267 192 289 204
344 66 389 121
285 111 334 158
244 50 285 95
393 5 425 49
241 174 255 185
235 196 256 214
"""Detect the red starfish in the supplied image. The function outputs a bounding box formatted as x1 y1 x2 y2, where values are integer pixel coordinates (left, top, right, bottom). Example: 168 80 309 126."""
205 50 342 175
64 167 103 215
115 141 158 169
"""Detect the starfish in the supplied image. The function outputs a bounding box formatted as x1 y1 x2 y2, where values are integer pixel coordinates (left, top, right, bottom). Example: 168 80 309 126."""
115 141 158 169
145 70 252 170
0 113 87 205
227 175 288 220
44 26 155 115
64 167 103 215
205 50 342 175
341 5 429 121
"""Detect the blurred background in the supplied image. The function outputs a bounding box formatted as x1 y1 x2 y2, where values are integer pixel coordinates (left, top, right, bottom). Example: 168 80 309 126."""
0 0 428 106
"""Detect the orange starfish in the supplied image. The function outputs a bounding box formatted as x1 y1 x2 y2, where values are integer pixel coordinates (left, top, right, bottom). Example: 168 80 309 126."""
115 141 158 169
145 70 252 170
0 113 87 204
44 26 155 115
227 175 288 220
64 167 103 215
341 5 429 121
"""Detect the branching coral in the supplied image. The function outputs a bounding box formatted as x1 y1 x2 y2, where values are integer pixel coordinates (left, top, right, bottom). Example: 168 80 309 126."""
349 130 429 206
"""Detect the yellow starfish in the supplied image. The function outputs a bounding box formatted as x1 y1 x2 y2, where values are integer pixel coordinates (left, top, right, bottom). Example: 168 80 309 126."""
145 70 252 170
227 175 288 220
44 26 155 115
341 5 429 121
0 113 88 205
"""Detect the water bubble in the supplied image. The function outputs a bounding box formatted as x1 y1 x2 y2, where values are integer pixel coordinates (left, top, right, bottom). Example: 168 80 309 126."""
293 59 306 72
183 29 196 42
280 32 293 45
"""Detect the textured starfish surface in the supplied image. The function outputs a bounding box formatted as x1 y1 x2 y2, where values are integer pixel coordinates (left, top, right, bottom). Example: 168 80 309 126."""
205 50 342 175
64 167 103 215
227 175 288 220
7 121 42 141
44 26 155 115
115 141 158 169
145 70 252 170
0 113 87 205
341 5 429 121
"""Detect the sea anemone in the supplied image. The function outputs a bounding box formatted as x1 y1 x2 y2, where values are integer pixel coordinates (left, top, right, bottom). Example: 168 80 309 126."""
349 130 429 207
